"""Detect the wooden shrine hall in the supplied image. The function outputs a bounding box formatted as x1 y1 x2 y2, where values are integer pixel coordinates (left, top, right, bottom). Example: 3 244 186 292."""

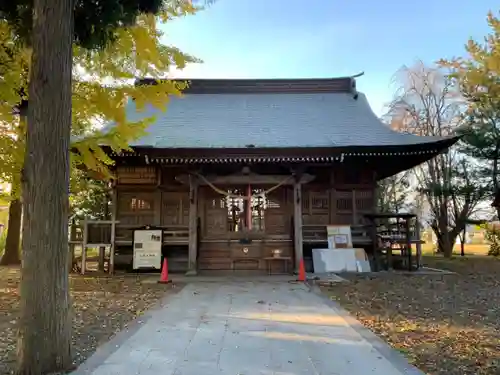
78 75 458 275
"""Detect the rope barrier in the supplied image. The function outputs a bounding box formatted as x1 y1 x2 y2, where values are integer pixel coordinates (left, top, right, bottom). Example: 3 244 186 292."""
193 172 294 200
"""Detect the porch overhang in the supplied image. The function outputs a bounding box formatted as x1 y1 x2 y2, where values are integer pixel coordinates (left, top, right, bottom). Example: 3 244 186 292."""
106 136 459 179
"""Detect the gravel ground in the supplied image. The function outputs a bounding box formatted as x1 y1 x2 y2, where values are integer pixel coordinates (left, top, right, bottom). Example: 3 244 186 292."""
0 267 180 375
320 256 500 375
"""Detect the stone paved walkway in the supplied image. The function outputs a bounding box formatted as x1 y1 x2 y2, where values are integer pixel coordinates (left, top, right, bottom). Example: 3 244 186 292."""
75 281 423 375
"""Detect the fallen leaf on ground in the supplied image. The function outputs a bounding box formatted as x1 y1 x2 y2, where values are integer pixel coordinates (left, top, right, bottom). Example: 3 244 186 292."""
0 267 180 375
320 256 500 375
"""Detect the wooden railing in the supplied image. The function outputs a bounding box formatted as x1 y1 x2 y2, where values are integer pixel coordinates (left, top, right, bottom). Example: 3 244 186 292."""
69 220 116 246
302 224 371 245
70 221 190 246
115 224 189 245
69 219 191 274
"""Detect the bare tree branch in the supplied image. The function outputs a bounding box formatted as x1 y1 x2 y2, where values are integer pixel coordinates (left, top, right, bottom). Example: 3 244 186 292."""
386 61 488 256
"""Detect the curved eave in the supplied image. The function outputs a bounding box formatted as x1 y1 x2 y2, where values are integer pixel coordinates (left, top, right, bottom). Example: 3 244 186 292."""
373 136 460 179
104 136 459 168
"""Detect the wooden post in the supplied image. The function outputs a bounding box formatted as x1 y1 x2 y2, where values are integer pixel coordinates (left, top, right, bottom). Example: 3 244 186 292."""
293 180 303 273
386 240 392 270
329 170 335 224
98 246 105 272
370 217 379 271
186 175 198 276
109 190 117 274
154 189 162 226
352 190 357 224
68 220 76 272
405 218 412 271
246 184 252 230
82 219 88 275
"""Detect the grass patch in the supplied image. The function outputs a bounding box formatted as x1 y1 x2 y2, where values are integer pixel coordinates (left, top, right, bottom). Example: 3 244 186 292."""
421 243 490 256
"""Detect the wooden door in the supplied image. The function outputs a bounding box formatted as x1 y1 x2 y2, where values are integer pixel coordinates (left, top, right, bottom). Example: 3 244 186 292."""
203 192 227 237
264 187 290 236
302 189 330 225
161 192 189 226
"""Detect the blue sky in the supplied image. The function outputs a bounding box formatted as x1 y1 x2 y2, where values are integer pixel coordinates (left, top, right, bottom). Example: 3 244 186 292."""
161 0 498 116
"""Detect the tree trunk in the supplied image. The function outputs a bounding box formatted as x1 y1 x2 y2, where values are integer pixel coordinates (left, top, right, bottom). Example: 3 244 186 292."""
460 227 466 257
0 197 22 266
17 0 74 374
437 231 459 258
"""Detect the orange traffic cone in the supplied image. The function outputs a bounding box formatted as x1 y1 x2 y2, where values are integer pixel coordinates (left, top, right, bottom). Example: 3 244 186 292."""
296 258 306 282
158 258 171 284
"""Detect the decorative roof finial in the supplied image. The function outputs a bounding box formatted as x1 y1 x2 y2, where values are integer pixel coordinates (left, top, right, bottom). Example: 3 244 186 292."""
350 72 363 100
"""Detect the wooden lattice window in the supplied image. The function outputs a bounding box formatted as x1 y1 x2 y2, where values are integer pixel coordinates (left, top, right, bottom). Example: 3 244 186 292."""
131 197 151 211
336 190 353 211
116 166 156 184
205 193 228 236
267 197 281 209
355 190 373 211
210 198 227 209
161 192 189 226
302 190 329 214
118 193 155 214
265 188 288 235
311 194 329 209
302 194 310 211
117 192 155 226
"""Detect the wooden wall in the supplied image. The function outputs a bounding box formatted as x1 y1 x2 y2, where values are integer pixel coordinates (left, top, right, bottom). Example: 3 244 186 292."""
112 164 376 271
197 185 292 272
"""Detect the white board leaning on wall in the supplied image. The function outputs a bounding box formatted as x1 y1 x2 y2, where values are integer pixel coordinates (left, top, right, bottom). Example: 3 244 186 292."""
327 225 353 249
133 229 163 270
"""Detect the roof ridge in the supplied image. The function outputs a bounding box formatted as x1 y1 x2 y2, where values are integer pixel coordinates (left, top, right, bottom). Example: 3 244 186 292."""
135 75 364 95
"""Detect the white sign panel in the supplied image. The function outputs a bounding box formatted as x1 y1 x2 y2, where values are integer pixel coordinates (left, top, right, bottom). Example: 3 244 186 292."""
327 225 353 249
133 229 162 269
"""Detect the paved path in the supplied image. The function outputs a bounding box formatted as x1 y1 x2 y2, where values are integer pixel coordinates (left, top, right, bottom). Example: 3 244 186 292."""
75 282 422 375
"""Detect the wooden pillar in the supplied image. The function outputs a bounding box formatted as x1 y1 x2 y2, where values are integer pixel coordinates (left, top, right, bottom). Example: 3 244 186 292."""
109 190 117 274
329 170 335 224
154 167 163 226
370 217 379 272
81 219 88 275
352 189 357 224
293 180 303 273
98 246 105 272
405 218 413 271
415 217 422 269
186 175 198 276
154 190 162 226
68 220 76 272
246 184 252 230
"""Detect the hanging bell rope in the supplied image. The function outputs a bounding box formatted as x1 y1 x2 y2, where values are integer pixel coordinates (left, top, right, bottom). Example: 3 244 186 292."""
193 172 294 200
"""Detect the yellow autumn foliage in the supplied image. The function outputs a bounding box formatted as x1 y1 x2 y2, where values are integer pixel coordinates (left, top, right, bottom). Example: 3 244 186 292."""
0 1 200 197
438 11 500 112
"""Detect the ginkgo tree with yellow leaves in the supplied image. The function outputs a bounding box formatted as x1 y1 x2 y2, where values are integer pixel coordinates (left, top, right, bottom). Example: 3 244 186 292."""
0 5 199 266
0 1 208 373
0 20 29 266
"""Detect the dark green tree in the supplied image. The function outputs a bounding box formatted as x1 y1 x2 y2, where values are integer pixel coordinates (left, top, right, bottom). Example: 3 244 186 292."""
439 12 500 217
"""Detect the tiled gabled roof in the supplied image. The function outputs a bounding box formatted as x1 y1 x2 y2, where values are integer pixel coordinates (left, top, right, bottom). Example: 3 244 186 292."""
106 78 454 150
